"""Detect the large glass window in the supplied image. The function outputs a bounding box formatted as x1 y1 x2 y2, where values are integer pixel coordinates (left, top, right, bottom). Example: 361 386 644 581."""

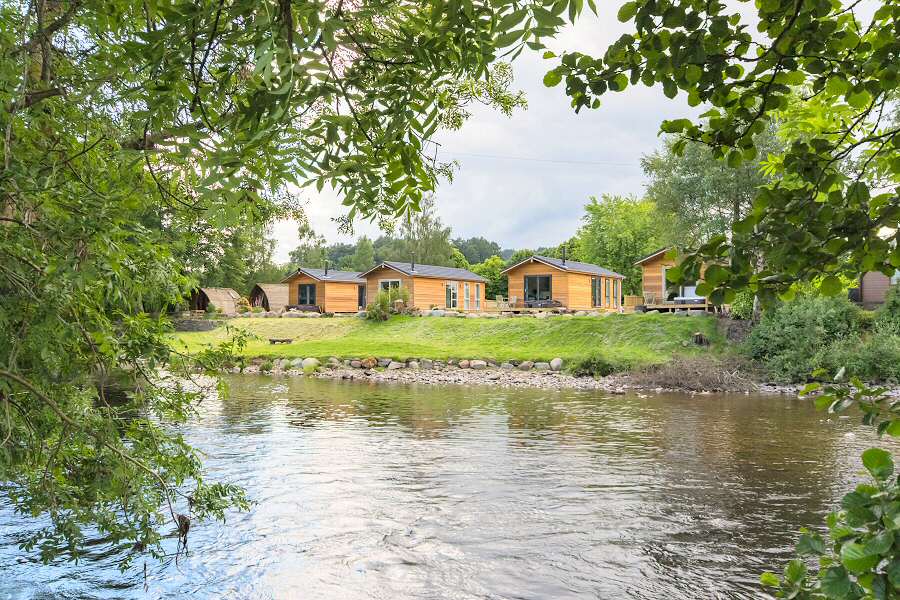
524 275 551 302
298 284 316 305
475 284 481 310
380 279 401 291
464 282 470 310
446 281 458 308
613 280 619 307
591 277 600 307
605 278 611 306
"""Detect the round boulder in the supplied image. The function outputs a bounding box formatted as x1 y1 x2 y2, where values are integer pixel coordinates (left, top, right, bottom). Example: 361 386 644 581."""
534 362 551 371
550 358 564 371
301 357 320 370
517 361 534 371
470 360 487 370
361 357 377 369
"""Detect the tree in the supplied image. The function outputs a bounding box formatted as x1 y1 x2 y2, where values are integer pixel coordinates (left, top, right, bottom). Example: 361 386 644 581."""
451 247 470 269
288 221 328 268
471 255 508 298
0 0 564 564
400 196 455 266
574 195 661 295
346 236 376 272
641 128 781 246
547 0 899 305
452 236 502 264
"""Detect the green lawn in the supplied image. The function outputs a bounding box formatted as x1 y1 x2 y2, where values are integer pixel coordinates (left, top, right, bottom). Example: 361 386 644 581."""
172 313 725 367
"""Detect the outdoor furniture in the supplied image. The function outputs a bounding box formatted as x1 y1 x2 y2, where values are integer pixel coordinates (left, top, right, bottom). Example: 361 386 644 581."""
509 295 518 308
268 338 293 345
525 299 563 309
285 304 321 313
496 295 511 311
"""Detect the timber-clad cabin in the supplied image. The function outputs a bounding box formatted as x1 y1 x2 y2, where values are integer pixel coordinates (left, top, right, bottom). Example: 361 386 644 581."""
501 255 625 311
360 261 487 311
634 247 712 311
855 270 900 308
281 267 367 313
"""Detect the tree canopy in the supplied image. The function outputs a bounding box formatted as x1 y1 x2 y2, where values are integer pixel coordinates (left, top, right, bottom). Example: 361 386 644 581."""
547 0 899 304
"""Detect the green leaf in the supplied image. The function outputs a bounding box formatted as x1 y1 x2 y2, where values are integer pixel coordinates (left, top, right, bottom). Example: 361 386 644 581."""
861 448 893 480
820 566 852 598
543 70 563 87
819 275 843 296
759 571 781 587
617 1 638 22
841 542 880 573
885 421 900 438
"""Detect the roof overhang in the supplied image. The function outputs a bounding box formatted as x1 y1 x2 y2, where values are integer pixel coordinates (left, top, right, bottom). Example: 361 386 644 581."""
359 262 408 278
634 247 673 266
500 255 563 275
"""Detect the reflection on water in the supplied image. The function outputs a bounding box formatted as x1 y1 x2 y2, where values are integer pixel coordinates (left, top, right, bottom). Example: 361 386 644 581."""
0 376 885 599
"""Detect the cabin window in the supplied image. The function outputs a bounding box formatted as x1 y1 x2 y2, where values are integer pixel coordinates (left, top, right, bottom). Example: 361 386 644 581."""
475 284 481 310
446 281 459 308
464 282 470 310
605 278 611 306
524 275 551 302
613 280 619 308
591 277 602 307
298 284 316 305
379 279 401 292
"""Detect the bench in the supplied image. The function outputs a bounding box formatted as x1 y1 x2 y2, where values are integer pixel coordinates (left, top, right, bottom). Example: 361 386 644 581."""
268 338 293 345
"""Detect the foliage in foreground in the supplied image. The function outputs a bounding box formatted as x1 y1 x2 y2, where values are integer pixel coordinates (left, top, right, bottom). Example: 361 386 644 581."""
762 377 900 598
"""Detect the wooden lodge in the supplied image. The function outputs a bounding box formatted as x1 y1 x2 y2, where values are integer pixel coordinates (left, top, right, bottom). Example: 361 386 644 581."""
360 261 487 311
281 267 367 313
249 283 289 312
501 255 625 311
634 248 712 311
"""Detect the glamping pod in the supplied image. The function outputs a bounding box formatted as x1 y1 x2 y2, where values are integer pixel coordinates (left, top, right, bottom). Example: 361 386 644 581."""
249 283 289 312
189 287 241 314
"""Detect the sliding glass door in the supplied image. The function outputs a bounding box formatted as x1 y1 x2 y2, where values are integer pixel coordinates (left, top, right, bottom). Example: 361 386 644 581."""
298 284 316 305
524 275 551 302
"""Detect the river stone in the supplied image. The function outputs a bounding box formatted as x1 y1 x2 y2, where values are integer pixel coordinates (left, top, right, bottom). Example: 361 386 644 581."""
550 358 563 371
377 358 391 367
466 313 480 318
688 310 707 316
307 312 322 318
470 360 487 370
534 312 550 319
290 358 304 368
518 361 534 371
301 357 320 370
574 311 589 316
459 359 471 369
327 357 341 367
350 360 362 368
283 312 302 318
428 309 445 317
421 358 433 369
387 361 404 370
447 359 458 366
407 360 419 369
534 362 551 371
355 311 367 318
501 362 514 370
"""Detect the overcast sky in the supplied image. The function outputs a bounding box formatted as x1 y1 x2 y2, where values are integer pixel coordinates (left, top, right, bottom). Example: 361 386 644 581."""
270 12 698 262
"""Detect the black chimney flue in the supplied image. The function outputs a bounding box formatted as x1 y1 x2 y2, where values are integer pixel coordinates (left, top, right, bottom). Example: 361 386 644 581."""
325 261 329 276
562 246 567 265
411 254 415 271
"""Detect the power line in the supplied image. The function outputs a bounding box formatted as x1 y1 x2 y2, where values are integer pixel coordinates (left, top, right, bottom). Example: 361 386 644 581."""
441 151 639 167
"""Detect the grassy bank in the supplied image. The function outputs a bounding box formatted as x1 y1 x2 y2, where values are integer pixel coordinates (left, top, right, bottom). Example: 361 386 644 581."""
172 313 725 368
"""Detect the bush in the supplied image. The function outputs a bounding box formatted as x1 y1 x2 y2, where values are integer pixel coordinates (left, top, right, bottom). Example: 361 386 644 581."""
366 287 411 321
567 352 630 377
251 306 264 313
729 289 754 320
259 359 274 373
236 297 250 313
744 295 861 382
205 302 218 314
813 327 900 383
876 284 900 332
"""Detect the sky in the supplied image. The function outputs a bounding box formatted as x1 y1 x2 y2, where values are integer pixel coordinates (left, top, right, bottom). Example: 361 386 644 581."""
270 12 698 262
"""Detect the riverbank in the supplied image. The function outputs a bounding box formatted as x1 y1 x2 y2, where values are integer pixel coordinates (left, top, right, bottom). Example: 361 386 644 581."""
173 312 725 370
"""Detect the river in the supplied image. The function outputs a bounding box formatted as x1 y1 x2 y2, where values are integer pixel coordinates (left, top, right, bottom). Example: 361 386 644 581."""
0 376 886 599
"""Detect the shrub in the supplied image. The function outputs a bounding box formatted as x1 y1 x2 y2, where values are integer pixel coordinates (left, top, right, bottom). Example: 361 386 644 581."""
567 352 630 377
729 289 754 320
236 297 250 313
251 306 264 313
813 327 900 383
744 295 861 382
366 291 391 321
205 302 218 314
259 359 274 373
876 284 900 332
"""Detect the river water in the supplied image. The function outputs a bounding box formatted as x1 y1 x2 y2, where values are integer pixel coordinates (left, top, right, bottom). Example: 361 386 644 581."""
0 376 887 599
